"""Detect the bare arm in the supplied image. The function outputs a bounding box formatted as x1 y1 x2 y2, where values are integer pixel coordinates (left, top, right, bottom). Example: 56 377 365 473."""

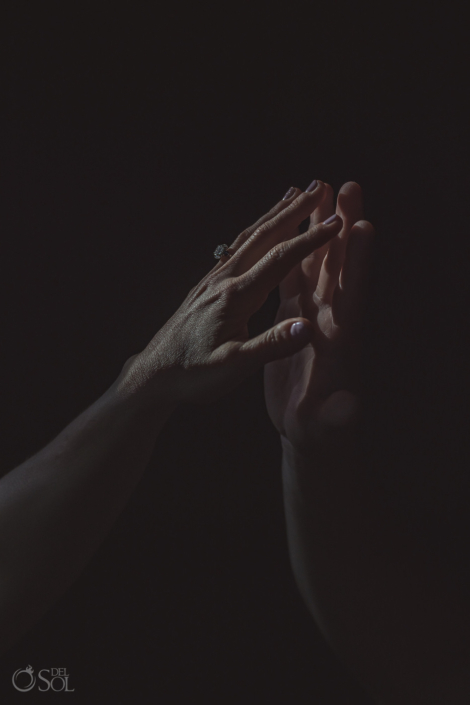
0 362 174 654
282 424 470 705
0 181 339 655
265 181 470 703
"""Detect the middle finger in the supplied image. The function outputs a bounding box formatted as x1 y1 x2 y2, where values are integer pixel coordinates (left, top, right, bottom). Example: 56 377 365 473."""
234 214 343 315
210 185 302 274
315 181 364 305
279 182 336 301
299 182 337 293
221 181 327 278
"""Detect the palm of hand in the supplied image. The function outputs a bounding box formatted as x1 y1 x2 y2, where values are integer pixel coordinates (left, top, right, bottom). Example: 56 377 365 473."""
264 181 373 448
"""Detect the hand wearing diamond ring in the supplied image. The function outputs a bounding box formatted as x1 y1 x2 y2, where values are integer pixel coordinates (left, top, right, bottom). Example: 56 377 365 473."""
116 180 343 408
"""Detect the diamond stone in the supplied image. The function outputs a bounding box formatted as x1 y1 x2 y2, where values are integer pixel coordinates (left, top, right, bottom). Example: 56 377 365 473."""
214 244 228 259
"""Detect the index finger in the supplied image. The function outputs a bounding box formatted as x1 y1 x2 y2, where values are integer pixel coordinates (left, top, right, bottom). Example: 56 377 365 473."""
279 182 336 301
235 214 343 313
223 181 328 278
211 186 302 274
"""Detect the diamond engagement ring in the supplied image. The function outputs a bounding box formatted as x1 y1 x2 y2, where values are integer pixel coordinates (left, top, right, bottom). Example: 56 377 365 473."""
213 244 232 260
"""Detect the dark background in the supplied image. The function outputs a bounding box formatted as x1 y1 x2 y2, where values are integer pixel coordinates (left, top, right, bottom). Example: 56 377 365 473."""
1 1 470 702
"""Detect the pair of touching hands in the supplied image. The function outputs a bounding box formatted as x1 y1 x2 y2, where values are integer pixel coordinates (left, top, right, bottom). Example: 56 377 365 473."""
122 179 375 449
118 184 470 703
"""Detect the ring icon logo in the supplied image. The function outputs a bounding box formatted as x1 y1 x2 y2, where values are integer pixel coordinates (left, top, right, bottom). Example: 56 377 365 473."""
12 665 36 692
12 666 75 692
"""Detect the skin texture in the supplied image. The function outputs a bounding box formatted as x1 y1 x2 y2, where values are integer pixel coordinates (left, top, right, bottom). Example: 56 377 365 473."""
0 182 341 655
264 182 470 704
264 181 372 448
121 181 343 408
4 177 469 702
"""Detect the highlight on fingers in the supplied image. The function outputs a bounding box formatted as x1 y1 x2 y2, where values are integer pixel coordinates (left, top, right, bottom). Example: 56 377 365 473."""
221 181 327 278
279 182 336 301
235 213 344 313
336 219 375 324
211 180 328 280
221 186 303 259
314 181 366 306
209 185 304 276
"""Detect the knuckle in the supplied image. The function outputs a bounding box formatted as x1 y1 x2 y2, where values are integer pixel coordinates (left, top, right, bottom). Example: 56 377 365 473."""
270 211 286 229
253 206 279 231
232 229 250 248
267 324 287 347
266 242 288 263
268 201 282 216
252 212 283 239
296 192 311 207
252 221 272 239
217 277 239 298
300 188 322 206
305 222 320 238
198 276 237 306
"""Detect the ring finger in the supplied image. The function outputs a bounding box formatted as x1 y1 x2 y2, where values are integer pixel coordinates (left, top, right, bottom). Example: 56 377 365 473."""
219 181 327 278
211 186 302 272
300 182 337 292
280 182 336 301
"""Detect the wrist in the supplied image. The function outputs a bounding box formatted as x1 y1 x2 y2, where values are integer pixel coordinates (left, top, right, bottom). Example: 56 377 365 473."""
282 390 363 459
107 353 179 421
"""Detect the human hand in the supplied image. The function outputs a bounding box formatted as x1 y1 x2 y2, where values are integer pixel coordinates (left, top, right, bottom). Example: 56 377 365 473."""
263 184 470 705
264 181 375 449
119 182 342 407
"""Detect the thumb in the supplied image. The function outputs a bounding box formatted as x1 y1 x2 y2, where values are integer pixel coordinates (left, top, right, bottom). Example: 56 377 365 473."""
236 318 314 369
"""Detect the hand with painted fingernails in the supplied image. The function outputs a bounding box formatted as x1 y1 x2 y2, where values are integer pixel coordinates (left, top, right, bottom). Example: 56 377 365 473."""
264 181 376 450
117 179 342 407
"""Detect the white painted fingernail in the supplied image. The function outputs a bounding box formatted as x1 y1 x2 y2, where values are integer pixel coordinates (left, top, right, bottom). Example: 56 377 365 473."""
290 322 311 341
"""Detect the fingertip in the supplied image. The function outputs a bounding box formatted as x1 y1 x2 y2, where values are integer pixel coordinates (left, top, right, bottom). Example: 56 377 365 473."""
338 181 362 195
282 186 298 200
303 179 327 196
289 319 314 343
352 219 375 237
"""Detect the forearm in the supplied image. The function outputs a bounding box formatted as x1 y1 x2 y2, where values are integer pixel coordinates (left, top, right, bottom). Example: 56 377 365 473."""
281 427 407 702
281 424 470 704
0 358 175 654
281 422 384 660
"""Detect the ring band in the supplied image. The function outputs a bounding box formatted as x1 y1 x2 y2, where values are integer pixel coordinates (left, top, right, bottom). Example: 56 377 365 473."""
213 244 232 260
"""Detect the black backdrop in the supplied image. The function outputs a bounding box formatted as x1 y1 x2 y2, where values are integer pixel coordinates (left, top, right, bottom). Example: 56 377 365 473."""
1 1 470 703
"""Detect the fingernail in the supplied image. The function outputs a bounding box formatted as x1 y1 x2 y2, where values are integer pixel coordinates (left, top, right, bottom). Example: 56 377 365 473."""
323 213 339 225
290 321 311 342
305 179 318 193
282 186 296 200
